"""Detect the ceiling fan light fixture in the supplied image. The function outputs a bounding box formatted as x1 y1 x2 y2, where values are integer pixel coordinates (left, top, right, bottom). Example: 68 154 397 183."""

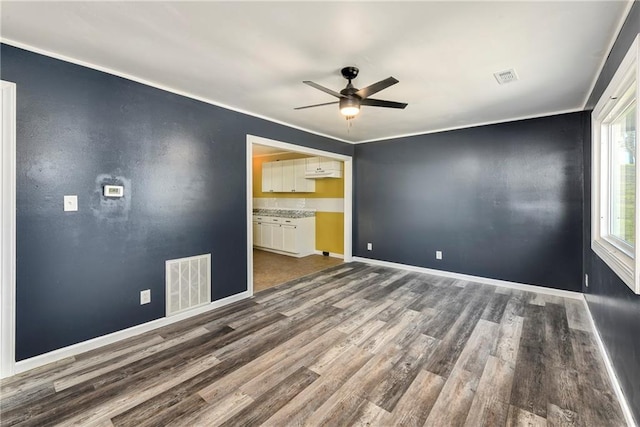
296 66 406 118
340 97 360 116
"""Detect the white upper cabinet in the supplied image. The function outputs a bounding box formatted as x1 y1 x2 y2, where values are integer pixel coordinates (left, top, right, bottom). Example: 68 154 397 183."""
261 161 273 192
261 159 315 193
261 161 283 192
294 159 315 192
304 157 342 178
281 160 296 192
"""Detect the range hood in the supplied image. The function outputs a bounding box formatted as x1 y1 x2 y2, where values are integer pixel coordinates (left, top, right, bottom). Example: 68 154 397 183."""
305 169 342 179
304 156 343 179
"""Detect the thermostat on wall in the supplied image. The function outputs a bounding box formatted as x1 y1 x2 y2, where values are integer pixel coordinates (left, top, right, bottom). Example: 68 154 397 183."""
103 185 124 197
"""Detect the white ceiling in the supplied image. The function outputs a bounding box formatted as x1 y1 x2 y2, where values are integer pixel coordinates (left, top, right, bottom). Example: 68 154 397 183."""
0 1 632 143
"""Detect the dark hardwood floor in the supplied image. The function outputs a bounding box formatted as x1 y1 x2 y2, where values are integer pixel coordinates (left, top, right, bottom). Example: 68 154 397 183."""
0 262 626 426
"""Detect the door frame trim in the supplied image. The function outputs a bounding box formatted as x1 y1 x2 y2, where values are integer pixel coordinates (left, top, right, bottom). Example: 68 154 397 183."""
1 80 17 379
246 135 353 296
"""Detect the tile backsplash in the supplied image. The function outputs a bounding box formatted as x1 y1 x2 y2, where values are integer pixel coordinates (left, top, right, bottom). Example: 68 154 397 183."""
253 198 344 213
253 198 306 209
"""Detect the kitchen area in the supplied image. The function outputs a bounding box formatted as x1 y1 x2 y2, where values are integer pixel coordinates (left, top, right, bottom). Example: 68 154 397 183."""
252 146 345 291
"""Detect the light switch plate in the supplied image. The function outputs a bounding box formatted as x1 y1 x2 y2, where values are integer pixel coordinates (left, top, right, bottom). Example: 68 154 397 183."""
63 195 78 212
436 250 443 260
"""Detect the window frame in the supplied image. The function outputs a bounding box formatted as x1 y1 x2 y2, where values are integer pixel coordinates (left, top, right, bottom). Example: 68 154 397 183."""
592 34 640 294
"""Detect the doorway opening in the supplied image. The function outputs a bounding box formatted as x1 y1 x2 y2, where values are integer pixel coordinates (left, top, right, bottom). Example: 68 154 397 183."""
246 135 352 295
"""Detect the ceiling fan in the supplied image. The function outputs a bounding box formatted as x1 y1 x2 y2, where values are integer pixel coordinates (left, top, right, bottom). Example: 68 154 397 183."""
295 66 408 118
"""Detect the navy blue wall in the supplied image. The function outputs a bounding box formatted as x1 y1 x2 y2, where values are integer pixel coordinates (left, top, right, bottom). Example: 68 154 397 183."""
583 2 640 423
1 44 352 360
353 112 584 292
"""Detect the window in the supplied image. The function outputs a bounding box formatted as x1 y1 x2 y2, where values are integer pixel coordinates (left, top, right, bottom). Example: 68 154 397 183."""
592 34 640 294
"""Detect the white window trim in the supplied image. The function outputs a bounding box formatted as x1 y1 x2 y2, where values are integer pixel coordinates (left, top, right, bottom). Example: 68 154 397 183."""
592 34 640 295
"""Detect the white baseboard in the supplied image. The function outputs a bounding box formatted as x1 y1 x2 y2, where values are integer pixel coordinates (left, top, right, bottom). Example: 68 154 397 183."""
314 250 344 259
582 297 637 427
352 256 583 300
13 291 251 375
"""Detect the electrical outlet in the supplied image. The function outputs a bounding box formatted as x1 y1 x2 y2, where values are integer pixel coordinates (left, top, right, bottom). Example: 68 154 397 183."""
140 289 151 305
367 243 373 251
585 274 589 288
436 250 443 260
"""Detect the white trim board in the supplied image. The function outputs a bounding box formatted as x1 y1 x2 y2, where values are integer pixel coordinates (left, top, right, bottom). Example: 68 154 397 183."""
0 38 352 145
0 38 593 146
582 298 637 427
582 0 637 110
353 256 584 300
13 291 251 375
1 81 17 379
354 107 583 144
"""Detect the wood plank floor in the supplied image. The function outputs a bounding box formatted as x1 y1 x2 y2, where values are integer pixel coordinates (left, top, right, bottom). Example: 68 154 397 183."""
0 262 626 426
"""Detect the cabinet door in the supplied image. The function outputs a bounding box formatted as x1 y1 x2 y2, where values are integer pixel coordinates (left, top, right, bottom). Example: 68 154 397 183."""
282 225 298 253
305 157 320 173
271 162 283 192
261 162 273 192
281 160 296 192
272 224 284 250
294 159 315 192
320 157 341 172
261 223 273 248
253 222 262 247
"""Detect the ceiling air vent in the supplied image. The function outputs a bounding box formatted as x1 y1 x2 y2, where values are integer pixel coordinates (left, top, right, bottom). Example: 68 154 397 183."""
494 69 519 85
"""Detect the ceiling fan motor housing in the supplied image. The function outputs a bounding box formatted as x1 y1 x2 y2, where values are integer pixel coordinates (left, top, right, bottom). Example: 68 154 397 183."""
341 66 359 81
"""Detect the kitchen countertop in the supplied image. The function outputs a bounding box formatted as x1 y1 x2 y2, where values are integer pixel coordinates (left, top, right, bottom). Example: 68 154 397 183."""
252 208 316 218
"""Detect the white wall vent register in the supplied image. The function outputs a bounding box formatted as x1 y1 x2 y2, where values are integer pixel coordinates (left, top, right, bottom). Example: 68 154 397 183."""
166 254 211 316
493 68 519 85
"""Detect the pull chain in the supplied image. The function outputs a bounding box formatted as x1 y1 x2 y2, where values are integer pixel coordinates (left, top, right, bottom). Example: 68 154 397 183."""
345 115 355 134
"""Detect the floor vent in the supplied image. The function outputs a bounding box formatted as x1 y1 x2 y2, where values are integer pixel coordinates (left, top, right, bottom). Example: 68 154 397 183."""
166 254 211 316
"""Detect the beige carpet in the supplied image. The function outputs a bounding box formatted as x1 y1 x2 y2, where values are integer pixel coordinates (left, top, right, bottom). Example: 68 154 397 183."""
253 249 342 292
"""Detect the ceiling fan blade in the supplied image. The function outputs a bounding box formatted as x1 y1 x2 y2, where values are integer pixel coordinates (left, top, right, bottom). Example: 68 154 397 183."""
303 81 343 98
360 98 408 109
294 101 339 110
355 77 399 99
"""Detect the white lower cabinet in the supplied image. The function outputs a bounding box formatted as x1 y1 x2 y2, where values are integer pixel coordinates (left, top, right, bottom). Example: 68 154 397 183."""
282 225 297 252
253 216 315 257
261 222 274 248
271 224 284 251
